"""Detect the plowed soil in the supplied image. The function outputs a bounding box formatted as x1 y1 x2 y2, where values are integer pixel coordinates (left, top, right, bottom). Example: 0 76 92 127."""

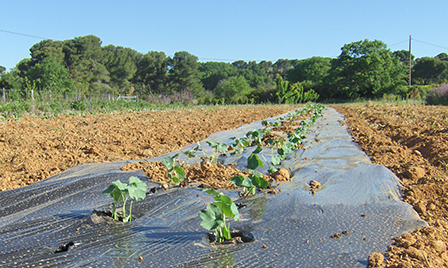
335 103 448 268
0 106 297 191
1 103 448 267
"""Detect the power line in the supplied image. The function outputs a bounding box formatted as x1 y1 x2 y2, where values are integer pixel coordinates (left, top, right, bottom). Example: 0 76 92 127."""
412 38 448 50
0 29 48 40
389 40 408 47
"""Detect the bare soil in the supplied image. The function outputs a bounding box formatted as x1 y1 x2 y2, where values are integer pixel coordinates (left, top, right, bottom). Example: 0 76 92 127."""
0 106 297 191
2 103 448 267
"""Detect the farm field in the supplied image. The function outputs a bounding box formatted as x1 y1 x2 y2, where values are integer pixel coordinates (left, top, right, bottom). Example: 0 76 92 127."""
1 103 447 267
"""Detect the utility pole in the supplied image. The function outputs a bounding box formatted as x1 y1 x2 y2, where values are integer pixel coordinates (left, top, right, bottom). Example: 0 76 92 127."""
409 35 412 86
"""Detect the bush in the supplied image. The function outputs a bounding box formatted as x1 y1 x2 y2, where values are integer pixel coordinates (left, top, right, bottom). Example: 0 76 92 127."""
426 84 448 105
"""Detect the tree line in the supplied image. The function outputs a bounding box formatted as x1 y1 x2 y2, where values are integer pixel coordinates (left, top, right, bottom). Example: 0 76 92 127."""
1 34 447 104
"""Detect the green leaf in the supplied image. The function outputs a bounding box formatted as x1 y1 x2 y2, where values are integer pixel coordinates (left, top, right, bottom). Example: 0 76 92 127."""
242 176 255 189
217 143 228 153
230 175 244 187
268 166 278 173
199 203 224 230
184 149 196 158
247 153 264 170
207 140 219 148
230 202 240 221
252 146 263 154
162 156 175 169
102 184 116 196
203 188 220 197
174 166 186 181
213 195 235 218
112 180 128 191
272 155 281 166
251 173 269 190
128 177 147 201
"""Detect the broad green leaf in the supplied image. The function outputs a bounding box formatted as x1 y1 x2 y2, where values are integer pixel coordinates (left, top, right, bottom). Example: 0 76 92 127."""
174 166 186 181
162 156 174 169
268 166 278 173
230 202 240 221
109 187 126 202
252 146 263 154
199 203 224 230
247 154 264 170
278 147 285 159
203 188 220 197
206 140 219 148
102 184 116 195
230 175 244 187
217 143 228 153
241 176 255 189
251 173 269 190
128 184 146 201
112 180 128 191
129 176 147 190
272 155 281 166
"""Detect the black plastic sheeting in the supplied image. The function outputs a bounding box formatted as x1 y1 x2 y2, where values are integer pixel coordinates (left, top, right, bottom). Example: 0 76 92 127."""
0 107 427 268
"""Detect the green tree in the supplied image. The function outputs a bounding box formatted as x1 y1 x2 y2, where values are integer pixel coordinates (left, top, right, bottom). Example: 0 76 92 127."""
199 61 238 91
102 45 140 92
329 39 407 99
25 57 74 92
213 76 251 103
412 57 447 85
0 68 22 90
62 35 111 95
273 59 298 79
133 51 169 94
436 52 448 62
0 66 5 74
393 50 415 66
286 57 333 89
169 51 203 96
30 39 65 66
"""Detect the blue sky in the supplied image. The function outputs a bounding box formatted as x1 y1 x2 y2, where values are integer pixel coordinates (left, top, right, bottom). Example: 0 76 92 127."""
1 0 447 71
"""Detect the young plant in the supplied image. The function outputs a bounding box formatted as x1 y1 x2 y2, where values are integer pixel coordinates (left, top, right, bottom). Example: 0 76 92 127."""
229 136 249 155
206 141 228 163
161 153 186 184
231 172 269 196
231 147 269 196
245 128 265 146
199 189 240 242
101 176 147 222
183 149 196 165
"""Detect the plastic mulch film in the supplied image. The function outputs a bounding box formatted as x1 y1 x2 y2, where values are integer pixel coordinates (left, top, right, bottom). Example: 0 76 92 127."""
0 107 427 268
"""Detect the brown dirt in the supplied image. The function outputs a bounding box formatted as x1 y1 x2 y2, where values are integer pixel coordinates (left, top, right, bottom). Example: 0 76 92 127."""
334 103 448 268
0 106 298 191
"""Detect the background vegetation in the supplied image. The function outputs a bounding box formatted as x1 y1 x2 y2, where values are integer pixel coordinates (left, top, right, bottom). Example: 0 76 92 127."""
1 34 448 117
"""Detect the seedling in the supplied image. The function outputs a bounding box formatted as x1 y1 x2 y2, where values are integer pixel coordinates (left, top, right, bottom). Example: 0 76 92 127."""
231 172 269 196
246 128 265 146
229 136 249 155
199 189 240 242
231 148 269 196
206 141 228 163
161 153 186 184
183 149 196 165
101 176 147 222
